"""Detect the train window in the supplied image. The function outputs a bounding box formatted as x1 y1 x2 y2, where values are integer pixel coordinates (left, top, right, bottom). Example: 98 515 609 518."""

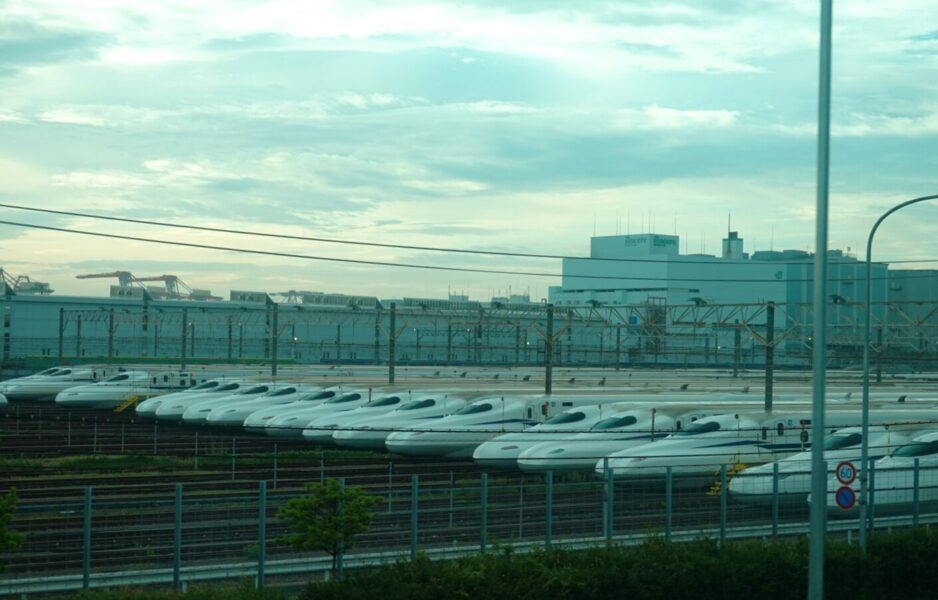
761 427 768 441
894 440 938 458
544 412 587 425
675 421 720 436
240 386 269 394
398 399 435 410
268 387 298 396
325 393 362 404
592 415 638 430
454 403 493 415
823 432 862 451
527 408 533 419
369 396 401 407
163 375 170 383
777 423 785 436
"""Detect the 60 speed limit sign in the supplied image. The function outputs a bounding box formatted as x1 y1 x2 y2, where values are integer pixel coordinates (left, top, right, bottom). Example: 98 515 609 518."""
835 461 857 485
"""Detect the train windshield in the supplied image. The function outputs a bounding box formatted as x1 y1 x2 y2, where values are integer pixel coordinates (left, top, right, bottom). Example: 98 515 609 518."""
239 386 269 395
398 399 435 411
893 440 938 458
37 368 60 375
217 383 240 392
823 432 862 451
591 415 638 430
454 403 493 415
51 369 73 376
369 396 401 407
105 374 130 382
302 391 335 401
674 421 721 436
192 381 220 390
325 393 362 404
544 412 587 425
267 387 297 396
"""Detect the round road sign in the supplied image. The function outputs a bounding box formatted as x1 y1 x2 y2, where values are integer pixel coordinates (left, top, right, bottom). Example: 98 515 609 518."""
835 461 857 485
835 486 857 510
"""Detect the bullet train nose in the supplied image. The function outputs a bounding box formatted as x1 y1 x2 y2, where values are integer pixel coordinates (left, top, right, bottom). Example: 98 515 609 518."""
472 442 524 470
303 424 339 444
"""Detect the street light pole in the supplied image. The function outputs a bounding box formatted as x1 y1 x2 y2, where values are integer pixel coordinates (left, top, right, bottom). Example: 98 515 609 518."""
808 1 833 598
860 192 938 550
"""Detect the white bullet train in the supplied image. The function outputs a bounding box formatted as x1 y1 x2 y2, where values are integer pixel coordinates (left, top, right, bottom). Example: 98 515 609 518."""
730 410 938 505
472 404 633 470
242 388 343 434
1 366 105 401
385 395 611 459
206 384 327 427
181 383 292 424
596 410 867 480
136 379 236 418
302 392 410 445
512 405 731 473
331 393 469 450
263 390 373 439
153 380 253 421
822 430 938 516
55 370 204 409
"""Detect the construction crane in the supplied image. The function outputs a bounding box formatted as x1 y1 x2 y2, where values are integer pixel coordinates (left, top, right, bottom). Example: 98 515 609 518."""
76 270 219 300
76 271 138 288
135 274 221 301
1 268 53 295
272 290 314 303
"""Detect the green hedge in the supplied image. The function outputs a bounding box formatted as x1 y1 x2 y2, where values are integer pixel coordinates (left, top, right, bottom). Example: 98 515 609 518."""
61 528 938 600
303 529 938 600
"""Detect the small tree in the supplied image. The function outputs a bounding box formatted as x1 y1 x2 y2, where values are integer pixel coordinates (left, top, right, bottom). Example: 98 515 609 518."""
278 478 380 578
0 488 24 572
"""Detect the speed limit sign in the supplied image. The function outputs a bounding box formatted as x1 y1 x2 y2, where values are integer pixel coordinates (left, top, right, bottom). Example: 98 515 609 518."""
836 461 857 485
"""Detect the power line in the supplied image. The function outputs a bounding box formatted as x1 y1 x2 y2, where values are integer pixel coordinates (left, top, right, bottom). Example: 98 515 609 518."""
3 202 937 267
1 218 935 283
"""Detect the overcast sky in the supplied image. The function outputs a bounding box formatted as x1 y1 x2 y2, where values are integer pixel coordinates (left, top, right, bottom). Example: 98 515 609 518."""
1 0 936 301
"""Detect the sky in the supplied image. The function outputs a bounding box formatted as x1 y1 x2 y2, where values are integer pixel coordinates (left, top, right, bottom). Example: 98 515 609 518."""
0 0 936 301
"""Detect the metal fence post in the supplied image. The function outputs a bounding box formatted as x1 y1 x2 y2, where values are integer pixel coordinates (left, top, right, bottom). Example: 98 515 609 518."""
231 437 236 481
120 423 125 453
387 461 393 513
153 421 158 455
604 458 614 543
545 471 553 547
173 483 183 591
92 418 98 455
913 458 920 527
449 471 454 529
410 474 419 560
665 467 673 542
772 462 780 537
480 473 488 554
273 444 278 489
719 464 727 544
82 487 92 589
67 412 72 447
258 481 267 588
868 458 876 535
337 478 345 579
194 432 199 470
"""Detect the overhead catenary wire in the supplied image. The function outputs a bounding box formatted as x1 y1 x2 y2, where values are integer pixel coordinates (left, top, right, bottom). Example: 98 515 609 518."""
2 202 937 267
1 219 935 284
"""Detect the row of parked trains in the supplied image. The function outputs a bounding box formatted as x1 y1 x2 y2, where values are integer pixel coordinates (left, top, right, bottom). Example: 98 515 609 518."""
3 365 938 514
